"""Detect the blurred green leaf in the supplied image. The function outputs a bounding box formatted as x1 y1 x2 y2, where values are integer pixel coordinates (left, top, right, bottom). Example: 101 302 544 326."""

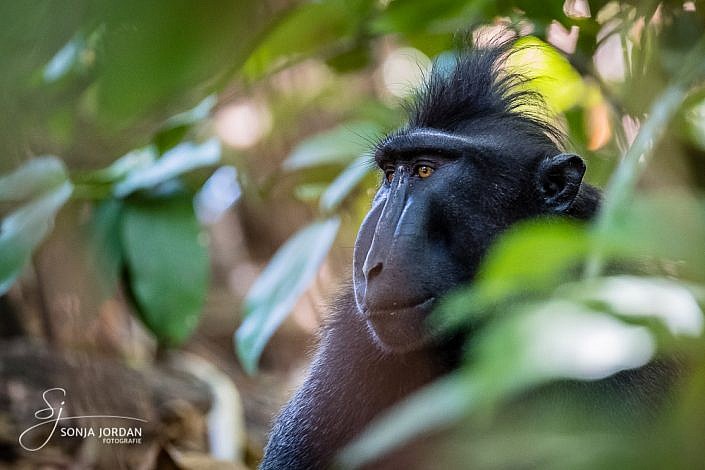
294 183 328 203
0 157 73 294
0 1 90 92
508 37 587 112
371 0 492 36
606 193 705 281
479 221 590 295
339 372 477 469
684 94 705 151
95 0 268 125
242 0 374 80
436 220 590 329
194 166 241 225
163 94 217 129
475 301 655 384
85 199 123 299
586 34 705 277
236 217 341 375
42 32 86 83
343 300 657 468
154 95 218 154
121 196 208 346
153 125 191 156
325 43 372 73
113 139 220 198
283 121 380 171
438 192 705 334
0 156 68 203
78 147 156 186
567 275 704 338
511 0 566 26
319 157 373 213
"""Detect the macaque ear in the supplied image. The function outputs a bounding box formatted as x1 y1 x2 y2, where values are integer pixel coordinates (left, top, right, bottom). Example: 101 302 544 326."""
537 153 586 213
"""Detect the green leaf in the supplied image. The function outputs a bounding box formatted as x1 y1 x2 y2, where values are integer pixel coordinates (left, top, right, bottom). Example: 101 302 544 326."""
436 193 705 336
42 33 86 83
154 95 218 154
0 184 73 294
371 0 491 35
586 34 705 277
0 157 73 294
236 217 341 374
473 301 655 385
511 0 567 25
121 197 209 346
0 156 68 202
282 121 380 171
339 372 476 469
113 139 221 197
242 0 374 80
294 183 328 203
603 193 705 281
325 43 372 73
153 125 191 156
163 94 217 129
479 221 590 292
0 157 73 293
319 156 373 213
343 300 657 468
507 37 587 112
79 147 156 185
435 220 590 329
566 276 704 338
85 199 124 298
95 1 269 125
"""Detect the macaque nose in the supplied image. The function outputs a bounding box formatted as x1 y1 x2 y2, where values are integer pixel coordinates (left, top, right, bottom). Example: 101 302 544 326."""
366 261 383 281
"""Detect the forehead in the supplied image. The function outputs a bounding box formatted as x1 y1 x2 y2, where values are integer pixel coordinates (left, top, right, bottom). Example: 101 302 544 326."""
374 128 503 165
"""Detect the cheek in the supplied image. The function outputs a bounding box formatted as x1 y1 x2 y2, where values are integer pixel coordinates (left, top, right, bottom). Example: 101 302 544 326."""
425 182 504 272
436 165 522 227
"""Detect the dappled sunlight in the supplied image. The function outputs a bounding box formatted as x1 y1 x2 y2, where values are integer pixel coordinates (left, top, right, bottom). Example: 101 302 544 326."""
379 47 431 98
215 100 272 149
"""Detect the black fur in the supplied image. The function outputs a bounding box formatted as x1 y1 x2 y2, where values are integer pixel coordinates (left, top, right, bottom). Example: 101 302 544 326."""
261 40 602 469
261 289 462 469
405 41 564 146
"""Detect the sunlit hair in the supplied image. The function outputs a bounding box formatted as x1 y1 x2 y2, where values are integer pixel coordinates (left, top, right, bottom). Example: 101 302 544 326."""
401 38 566 151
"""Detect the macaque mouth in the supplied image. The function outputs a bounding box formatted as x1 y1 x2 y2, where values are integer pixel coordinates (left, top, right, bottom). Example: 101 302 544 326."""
364 297 437 352
363 297 435 319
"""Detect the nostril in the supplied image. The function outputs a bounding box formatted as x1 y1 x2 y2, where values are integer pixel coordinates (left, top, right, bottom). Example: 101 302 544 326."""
367 262 383 280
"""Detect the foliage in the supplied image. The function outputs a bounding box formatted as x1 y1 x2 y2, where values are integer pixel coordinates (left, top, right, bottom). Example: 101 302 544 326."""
0 139 220 346
121 196 209 346
0 157 72 294
233 0 705 378
236 217 341 374
0 0 274 347
1 0 705 466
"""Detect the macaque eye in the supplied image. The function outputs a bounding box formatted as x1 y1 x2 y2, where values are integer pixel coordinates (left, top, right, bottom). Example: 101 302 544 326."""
385 168 395 183
415 165 434 178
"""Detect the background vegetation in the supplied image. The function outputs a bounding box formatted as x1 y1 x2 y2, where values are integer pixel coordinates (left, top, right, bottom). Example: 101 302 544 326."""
1 0 704 468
